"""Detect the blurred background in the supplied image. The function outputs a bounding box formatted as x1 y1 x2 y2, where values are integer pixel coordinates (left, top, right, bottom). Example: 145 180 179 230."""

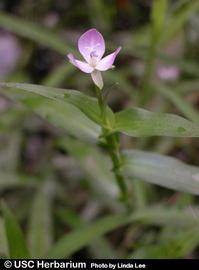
0 0 199 259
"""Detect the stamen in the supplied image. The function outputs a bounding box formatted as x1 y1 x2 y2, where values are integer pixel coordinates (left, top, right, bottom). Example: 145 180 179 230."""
85 44 101 67
90 51 98 58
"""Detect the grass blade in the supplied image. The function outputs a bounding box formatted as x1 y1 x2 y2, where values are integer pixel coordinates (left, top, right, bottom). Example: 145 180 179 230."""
47 206 199 258
1 202 30 259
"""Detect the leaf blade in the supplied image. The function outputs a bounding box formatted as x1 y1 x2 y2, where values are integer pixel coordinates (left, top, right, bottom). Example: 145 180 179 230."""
115 107 199 137
0 82 114 128
0 83 101 143
123 149 199 195
2 202 30 259
47 206 199 258
28 182 54 258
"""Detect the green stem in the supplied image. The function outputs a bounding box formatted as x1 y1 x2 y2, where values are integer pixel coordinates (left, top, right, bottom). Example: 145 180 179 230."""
95 87 131 210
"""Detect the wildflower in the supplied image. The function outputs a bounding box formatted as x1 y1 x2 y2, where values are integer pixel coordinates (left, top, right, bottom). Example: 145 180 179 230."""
157 65 179 81
0 34 21 79
67 28 121 89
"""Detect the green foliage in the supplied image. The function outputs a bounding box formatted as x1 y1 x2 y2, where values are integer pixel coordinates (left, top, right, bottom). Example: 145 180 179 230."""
47 206 199 258
1 82 199 141
2 82 199 196
59 137 120 210
123 150 199 195
0 0 199 260
47 214 128 258
115 107 199 137
162 0 199 44
132 226 199 259
28 182 54 258
1 202 31 259
0 82 115 128
57 208 117 258
0 83 101 143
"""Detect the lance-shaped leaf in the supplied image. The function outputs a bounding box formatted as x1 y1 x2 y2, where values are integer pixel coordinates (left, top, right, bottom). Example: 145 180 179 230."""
0 82 115 129
2 202 31 259
28 181 54 258
122 150 199 195
0 83 101 143
115 107 199 137
47 206 199 258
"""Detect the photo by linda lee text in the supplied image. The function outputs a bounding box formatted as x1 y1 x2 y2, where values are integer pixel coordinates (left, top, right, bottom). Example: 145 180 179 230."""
91 262 146 269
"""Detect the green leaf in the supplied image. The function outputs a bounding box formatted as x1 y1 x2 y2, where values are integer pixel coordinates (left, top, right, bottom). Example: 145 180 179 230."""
47 214 127 258
115 107 199 137
57 208 117 259
0 82 115 129
0 12 72 55
123 149 199 195
1 202 30 259
27 96 100 143
0 83 101 143
47 206 199 258
28 182 54 258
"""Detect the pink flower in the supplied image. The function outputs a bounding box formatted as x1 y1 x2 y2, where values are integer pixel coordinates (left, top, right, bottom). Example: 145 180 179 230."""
67 28 121 89
157 65 180 81
0 34 21 79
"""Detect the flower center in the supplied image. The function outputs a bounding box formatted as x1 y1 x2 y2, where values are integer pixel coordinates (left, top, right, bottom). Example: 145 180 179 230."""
85 44 101 67
90 51 98 58
88 50 98 67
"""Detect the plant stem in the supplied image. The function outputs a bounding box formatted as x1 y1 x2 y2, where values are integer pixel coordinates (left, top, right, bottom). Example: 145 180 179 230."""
95 86 131 210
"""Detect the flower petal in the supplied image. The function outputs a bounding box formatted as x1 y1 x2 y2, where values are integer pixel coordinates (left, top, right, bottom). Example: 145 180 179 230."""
91 70 103 89
78 28 105 63
67 53 77 66
67 53 94 73
96 47 121 71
